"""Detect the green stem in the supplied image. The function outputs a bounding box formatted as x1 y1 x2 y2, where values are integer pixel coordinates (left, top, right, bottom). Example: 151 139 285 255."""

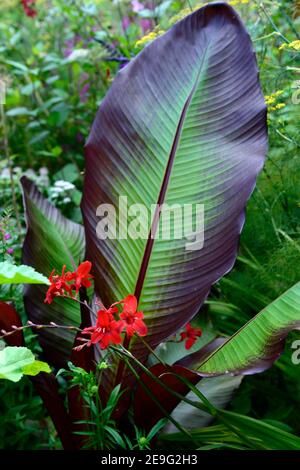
254 1 289 43
121 354 195 441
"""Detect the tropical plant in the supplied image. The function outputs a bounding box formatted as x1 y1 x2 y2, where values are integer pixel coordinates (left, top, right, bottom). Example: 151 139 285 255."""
1 2 300 451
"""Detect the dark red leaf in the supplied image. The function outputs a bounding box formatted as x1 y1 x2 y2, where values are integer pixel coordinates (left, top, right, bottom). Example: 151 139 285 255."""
0 301 24 346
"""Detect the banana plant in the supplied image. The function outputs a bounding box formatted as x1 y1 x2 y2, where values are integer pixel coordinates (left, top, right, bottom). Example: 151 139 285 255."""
3 2 300 449
22 2 269 379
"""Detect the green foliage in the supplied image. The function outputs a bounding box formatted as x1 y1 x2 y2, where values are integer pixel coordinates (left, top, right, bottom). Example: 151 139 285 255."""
0 346 50 382
159 374 300 450
0 0 299 450
0 261 50 285
58 362 166 450
197 282 300 376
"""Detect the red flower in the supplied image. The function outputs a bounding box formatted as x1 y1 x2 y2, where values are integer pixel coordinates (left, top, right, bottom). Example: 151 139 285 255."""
66 260 93 293
180 323 202 350
44 265 72 304
80 307 123 350
21 0 37 18
118 295 147 338
74 295 148 351
44 261 93 304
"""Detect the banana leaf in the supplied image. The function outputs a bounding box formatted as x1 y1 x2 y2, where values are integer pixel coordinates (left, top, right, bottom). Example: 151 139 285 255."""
81 3 267 387
134 281 300 428
21 176 85 367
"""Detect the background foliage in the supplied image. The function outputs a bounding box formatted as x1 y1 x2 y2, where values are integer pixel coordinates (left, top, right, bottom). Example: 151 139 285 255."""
0 0 300 449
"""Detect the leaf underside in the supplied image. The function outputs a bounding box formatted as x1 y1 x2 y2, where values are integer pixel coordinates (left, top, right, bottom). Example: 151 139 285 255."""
82 3 267 387
21 176 85 367
195 281 300 376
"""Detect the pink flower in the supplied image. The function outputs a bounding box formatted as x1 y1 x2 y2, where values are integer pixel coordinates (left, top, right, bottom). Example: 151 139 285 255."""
140 19 152 33
132 0 144 12
122 16 131 30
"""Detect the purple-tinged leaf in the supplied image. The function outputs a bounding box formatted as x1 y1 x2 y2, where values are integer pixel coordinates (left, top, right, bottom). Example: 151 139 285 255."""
0 301 24 346
195 281 300 376
82 3 267 388
21 176 85 367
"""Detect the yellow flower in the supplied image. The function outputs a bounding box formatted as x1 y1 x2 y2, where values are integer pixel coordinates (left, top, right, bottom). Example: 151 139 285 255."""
265 91 285 113
169 0 249 27
265 90 286 113
135 30 165 48
169 3 207 25
275 103 286 110
229 0 250 5
279 40 300 51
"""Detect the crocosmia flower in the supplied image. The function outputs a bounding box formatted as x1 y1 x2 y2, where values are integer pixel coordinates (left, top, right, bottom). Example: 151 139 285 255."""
180 323 202 350
44 265 72 304
66 260 93 293
118 295 147 337
44 261 93 304
74 294 148 351
79 307 123 350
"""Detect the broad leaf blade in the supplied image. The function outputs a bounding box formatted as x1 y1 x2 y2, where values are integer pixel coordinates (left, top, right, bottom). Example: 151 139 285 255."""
0 346 35 382
196 281 300 376
82 3 267 378
22 360 51 376
0 262 49 285
21 176 85 366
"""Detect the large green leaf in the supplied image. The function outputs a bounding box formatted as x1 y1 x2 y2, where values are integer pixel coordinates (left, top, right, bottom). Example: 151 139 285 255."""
0 346 50 382
134 279 300 429
82 3 267 386
0 261 49 285
21 176 85 367
195 281 300 376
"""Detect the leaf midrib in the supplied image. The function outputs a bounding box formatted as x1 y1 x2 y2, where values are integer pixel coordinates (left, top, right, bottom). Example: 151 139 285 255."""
134 45 210 303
